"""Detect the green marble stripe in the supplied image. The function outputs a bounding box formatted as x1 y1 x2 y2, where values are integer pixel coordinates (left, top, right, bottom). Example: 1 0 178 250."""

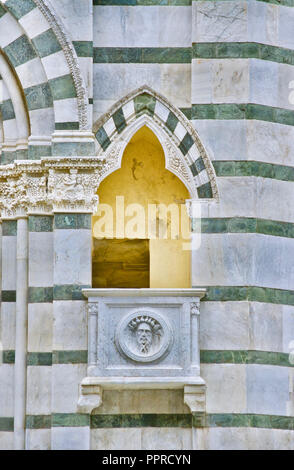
1 151 16 165
166 111 179 133
113 107 127 133
94 0 191 4
4 35 37 68
134 93 156 116
190 157 206 176
192 0 294 6
2 413 294 431
26 415 51 429
200 286 294 306
1 291 16 302
1 149 28 164
55 122 80 131
95 126 111 151
180 107 192 120
24 82 53 111
32 29 62 58
213 160 294 182
2 220 17 236
27 352 52 366
2 350 15 364
94 47 191 63
193 42 294 66
54 213 92 230
28 287 53 303
1 99 15 121
91 414 192 429
0 5 6 17
178 132 194 156
52 350 88 364
16 148 28 160
198 217 294 238
207 414 294 430
73 41 93 58
200 350 293 367
5 0 35 19
53 284 91 301
191 103 294 126
52 413 90 427
2 350 89 365
28 215 53 232
0 417 14 432
49 74 76 100
51 140 94 156
4 349 292 367
197 182 213 199
28 145 51 159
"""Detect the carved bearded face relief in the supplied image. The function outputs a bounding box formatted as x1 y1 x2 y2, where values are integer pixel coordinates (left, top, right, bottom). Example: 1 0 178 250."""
136 322 153 354
116 311 173 363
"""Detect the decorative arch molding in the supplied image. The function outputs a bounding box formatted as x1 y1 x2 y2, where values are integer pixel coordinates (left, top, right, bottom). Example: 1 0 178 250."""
0 51 30 164
0 0 89 131
33 0 88 130
93 86 218 200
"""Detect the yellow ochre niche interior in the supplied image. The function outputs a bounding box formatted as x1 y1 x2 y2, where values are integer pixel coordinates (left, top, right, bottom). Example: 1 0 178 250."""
92 126 191 288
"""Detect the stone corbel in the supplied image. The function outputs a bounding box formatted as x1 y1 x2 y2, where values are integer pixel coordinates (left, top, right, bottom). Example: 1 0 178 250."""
184 384 206 414
77 378 103 414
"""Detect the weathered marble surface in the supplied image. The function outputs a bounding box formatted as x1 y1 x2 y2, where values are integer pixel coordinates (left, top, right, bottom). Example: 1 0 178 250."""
94 6 191 48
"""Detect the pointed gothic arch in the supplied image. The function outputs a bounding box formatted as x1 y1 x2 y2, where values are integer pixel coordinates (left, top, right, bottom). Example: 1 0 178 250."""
93 86 218 200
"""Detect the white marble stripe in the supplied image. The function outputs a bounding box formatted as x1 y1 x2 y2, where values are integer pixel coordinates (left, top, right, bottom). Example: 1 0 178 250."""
188 143 201 163
41 51 70 81
174 121 187 142
19 7 50 39
154 100 170 123
103 117 116 139
194 169 210 187
0 12 23 48
122 100 135 123
15 57 47 89
54 98 79 124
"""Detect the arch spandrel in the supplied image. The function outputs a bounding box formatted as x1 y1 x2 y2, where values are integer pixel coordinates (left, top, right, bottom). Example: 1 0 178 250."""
93 86 219 201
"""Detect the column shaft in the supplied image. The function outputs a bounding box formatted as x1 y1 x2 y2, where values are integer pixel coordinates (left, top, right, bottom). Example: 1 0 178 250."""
13 217 28 450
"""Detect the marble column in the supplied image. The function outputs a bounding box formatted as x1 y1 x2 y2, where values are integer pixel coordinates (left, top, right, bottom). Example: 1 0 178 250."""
14 215 28 450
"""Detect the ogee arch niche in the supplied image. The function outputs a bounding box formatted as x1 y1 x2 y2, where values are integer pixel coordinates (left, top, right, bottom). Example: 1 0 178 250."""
92 126 191 288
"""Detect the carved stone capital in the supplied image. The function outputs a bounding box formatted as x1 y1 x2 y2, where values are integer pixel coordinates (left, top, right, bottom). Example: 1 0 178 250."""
0 157 106 218
48 168 100 213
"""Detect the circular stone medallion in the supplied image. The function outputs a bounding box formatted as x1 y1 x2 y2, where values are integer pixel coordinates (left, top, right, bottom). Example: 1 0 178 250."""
115 310 173 363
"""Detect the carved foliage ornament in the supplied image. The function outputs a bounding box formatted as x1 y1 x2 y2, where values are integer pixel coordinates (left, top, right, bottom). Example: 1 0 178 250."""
0 158 104 217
